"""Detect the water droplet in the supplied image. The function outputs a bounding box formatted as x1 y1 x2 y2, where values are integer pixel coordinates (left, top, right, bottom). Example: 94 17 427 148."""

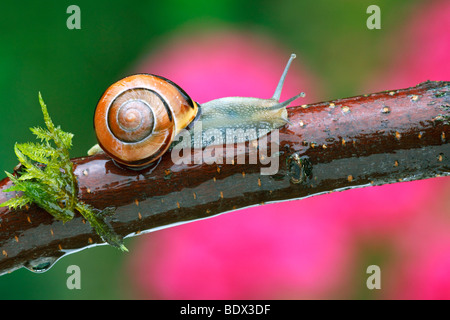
381 106 391 114
24 256 58 273
287 153 313 184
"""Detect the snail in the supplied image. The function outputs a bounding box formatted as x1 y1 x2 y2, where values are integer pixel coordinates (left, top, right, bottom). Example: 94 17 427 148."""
89 54 304 168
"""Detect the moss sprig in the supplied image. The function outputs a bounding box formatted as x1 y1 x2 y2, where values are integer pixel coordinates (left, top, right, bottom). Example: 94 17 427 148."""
1 93 127 252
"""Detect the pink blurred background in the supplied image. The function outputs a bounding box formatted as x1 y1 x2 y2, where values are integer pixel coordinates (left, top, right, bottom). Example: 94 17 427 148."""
125 1 450 299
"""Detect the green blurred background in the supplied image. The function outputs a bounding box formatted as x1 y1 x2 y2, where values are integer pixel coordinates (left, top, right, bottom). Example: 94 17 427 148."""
0 0 421 299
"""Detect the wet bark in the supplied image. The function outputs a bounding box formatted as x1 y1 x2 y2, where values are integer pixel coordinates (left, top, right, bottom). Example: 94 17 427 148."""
0 80 449 275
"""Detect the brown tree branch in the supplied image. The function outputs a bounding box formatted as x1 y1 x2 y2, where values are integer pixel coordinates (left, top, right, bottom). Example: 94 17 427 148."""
0 80 449 275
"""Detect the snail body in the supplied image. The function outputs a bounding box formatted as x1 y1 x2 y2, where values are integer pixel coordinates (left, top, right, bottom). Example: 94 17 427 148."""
90 54 303 168
186 96 291 148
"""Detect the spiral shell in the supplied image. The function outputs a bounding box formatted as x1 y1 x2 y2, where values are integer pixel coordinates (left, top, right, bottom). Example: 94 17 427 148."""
94 74 198 167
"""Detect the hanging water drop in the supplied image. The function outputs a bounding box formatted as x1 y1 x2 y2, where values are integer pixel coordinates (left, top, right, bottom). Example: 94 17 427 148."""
24 256 58 273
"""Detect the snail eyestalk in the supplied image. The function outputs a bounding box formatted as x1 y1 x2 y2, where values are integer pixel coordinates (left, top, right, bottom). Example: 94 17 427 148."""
268 92 306 110
0 93 127 252
272 53 296 101
268 53 305 111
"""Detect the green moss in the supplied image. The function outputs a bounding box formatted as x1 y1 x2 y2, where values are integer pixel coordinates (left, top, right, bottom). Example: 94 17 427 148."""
1 93 127 252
